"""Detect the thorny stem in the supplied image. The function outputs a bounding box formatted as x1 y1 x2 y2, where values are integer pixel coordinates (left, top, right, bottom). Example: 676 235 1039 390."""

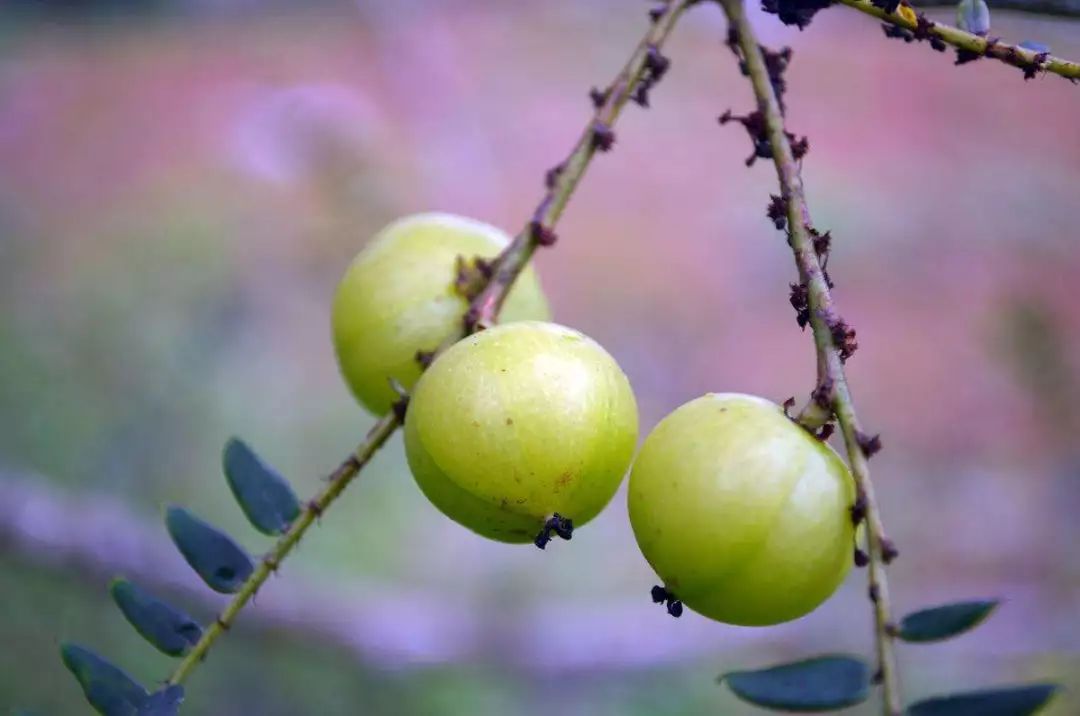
466 0 692 331
842 0 1080 81
165 0 694 688
718 1 902 714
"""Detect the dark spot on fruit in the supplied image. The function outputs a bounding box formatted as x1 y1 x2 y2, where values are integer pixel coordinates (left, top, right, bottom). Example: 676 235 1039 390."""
505 418 514 426
472 420 480 427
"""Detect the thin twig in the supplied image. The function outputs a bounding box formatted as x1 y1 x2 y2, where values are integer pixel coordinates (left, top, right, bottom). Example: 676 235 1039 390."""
841 0 1080 81
718 1 902 714
466 0 691 331
165 0 695 687
167 417 397 684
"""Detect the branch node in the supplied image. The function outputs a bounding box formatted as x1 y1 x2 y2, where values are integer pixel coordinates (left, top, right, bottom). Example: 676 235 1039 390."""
827 315 858 362
854 547 870 567
529 219 558 247
391 394 410 424
880 537 900 564
589 86 610 109
850 491 868 525
544 163 565 190
789 282 810 329
857 430 883 458
767 194 789 230
590 121 616 152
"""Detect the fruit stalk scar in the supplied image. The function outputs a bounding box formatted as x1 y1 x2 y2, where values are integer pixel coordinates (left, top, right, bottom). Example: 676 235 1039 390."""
534 513 574 550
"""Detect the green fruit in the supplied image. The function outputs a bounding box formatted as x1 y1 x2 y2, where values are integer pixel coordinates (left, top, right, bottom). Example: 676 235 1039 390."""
404 321 638 543
332 212 550 415
628 393 854 626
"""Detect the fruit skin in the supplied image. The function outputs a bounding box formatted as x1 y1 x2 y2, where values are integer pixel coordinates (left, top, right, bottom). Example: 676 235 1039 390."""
628 393 854 626
332 212 550 415
404 321 639 543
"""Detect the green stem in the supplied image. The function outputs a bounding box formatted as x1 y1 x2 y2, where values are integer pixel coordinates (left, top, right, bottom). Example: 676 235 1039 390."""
165 0 695 687
840 0 1080 81
167 414 398 685
718 1 902 714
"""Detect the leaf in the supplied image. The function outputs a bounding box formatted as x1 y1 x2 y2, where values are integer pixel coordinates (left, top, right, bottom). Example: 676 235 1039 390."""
164 506 254 594
139 686 185 715
907 684 1059 716
719 655 870 712
110 578 203 657
222 437 300 535
60 643 148 716
898 599 998 643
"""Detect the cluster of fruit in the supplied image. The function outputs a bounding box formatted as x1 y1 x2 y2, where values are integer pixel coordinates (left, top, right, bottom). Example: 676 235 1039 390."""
331 212 854 627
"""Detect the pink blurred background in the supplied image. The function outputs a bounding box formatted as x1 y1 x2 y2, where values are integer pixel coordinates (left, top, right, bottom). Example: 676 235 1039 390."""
1 1 1078 713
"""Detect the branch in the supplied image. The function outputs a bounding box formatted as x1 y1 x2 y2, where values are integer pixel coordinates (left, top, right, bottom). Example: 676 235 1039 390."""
466 1 690 331
163 0 695 688
718 1 902 714
911 0 1080 19
839 0 1080 81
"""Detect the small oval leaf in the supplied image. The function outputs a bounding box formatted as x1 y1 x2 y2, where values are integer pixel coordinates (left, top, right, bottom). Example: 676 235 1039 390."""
60 643 148 716
907 684 1059 716
223 438 300 535
139 686 185 715
110 578 203 657
898 599 998 643
719 655 870 712
164 506 254 594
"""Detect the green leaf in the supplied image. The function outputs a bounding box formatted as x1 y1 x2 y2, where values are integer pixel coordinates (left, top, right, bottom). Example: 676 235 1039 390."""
898 599 998 643
139 686 184 715
907 684 1059 715
60 643 148 716
223 437 300 535
110 578 203 657
719 655 870 712
164 506 253 594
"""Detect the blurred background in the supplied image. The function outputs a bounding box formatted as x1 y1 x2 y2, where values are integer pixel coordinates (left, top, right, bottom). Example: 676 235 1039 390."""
2 1 1079 714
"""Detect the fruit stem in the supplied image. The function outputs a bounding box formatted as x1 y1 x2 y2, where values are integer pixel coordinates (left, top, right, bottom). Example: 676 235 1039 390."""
163 1 697 688
716 1 902 714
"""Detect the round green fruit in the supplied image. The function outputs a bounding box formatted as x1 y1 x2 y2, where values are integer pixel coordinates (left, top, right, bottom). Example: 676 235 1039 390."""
628 393 854 626
404 321 639 543
331 212 550 415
